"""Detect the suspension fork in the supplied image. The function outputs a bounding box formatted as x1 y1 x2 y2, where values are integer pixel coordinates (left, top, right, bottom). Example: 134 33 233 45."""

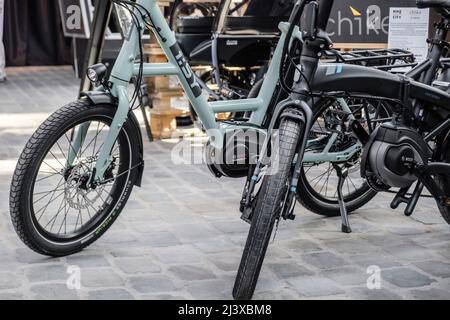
241 98 313 221
289 100 314 193
277 98 314 221
65 86 130 184
93 86 130 183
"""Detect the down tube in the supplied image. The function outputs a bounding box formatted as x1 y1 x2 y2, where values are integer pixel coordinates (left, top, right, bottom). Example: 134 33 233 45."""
145 0 217 130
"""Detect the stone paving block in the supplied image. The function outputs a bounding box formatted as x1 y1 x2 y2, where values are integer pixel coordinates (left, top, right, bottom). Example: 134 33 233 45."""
98 230 139 245
0 273 21 290
66 255 111 269
192 236 239 254
267 262 314 279
14 248 58 264
137 231 181 247
185 278 234 300
301 252 348 269
206 252 241 272
26 264 68 283
288 276 345 297
210 220 250 234
253 269 289 293
168 265 217 281
361 234 413 247
410 288 450 300
170 223 222 242
322 238 380 255
140 293 188 300
114 257 162 274
347 287 402 300
129 275 177 294
152 245 202 264
265 248 292 261
413 261 450 278
320 267 368 286
383 244 436 262
88 289 135 300
80 269 125 288
253 289 300 300
347 254 403 269
382 268 435 288
31 283 79 300
109 247 153 258
0 292 25 300
387 227 430 236
0 259 21 273
281 239 323 253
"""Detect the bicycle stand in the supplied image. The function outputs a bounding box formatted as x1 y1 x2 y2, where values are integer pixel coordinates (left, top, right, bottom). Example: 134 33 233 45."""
333 164 352 234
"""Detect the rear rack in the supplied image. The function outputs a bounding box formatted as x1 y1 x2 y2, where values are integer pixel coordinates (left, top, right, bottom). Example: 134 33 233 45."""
324 48 417 72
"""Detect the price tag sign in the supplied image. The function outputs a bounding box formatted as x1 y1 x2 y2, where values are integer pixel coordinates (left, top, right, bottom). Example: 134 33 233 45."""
388 7 430 62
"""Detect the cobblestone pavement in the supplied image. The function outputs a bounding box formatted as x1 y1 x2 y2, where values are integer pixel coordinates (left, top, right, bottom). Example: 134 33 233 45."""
0 67 450 300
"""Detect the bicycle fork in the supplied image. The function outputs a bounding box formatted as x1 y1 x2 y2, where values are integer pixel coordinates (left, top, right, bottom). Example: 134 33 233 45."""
241 97 313 222
66 85 131 185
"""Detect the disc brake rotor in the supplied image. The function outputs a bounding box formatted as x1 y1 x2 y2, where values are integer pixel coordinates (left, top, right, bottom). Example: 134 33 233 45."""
64 158 107 210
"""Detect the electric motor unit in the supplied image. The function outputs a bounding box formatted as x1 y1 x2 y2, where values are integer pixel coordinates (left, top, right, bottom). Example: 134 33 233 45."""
361 122 431 190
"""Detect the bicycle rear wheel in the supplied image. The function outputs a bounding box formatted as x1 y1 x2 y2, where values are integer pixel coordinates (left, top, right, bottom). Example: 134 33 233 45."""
297 97 392 216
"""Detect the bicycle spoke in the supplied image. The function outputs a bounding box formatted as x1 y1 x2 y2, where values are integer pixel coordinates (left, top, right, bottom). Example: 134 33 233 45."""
81 123 106 156
42 160 62 175
57 203 69 235
36 191 65 221
46 195 67 231
36 171 61 183
30 117 126 238
55 140 68 161
48 150 65 169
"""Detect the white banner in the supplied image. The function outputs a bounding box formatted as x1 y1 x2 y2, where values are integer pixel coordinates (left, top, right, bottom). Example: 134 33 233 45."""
0 0 6 79
388 7 430 63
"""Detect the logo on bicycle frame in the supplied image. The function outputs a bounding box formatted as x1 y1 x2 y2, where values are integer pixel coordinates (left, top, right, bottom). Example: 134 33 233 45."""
170 43 203 98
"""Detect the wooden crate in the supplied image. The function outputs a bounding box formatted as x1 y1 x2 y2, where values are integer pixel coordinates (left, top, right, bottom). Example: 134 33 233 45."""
150 109 185 139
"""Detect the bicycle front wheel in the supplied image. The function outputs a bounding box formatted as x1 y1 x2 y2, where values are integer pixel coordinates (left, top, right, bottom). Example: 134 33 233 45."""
233 114 303 300
10 99 141 257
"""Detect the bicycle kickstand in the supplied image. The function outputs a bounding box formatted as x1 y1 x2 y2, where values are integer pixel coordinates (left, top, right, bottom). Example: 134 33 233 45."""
333 164 352 234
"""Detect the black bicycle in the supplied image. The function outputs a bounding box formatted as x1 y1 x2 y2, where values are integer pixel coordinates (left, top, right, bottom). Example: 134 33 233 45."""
235 0 450 300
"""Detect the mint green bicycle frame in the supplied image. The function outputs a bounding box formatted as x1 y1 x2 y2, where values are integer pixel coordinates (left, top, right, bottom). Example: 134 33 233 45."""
69 0 361 182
